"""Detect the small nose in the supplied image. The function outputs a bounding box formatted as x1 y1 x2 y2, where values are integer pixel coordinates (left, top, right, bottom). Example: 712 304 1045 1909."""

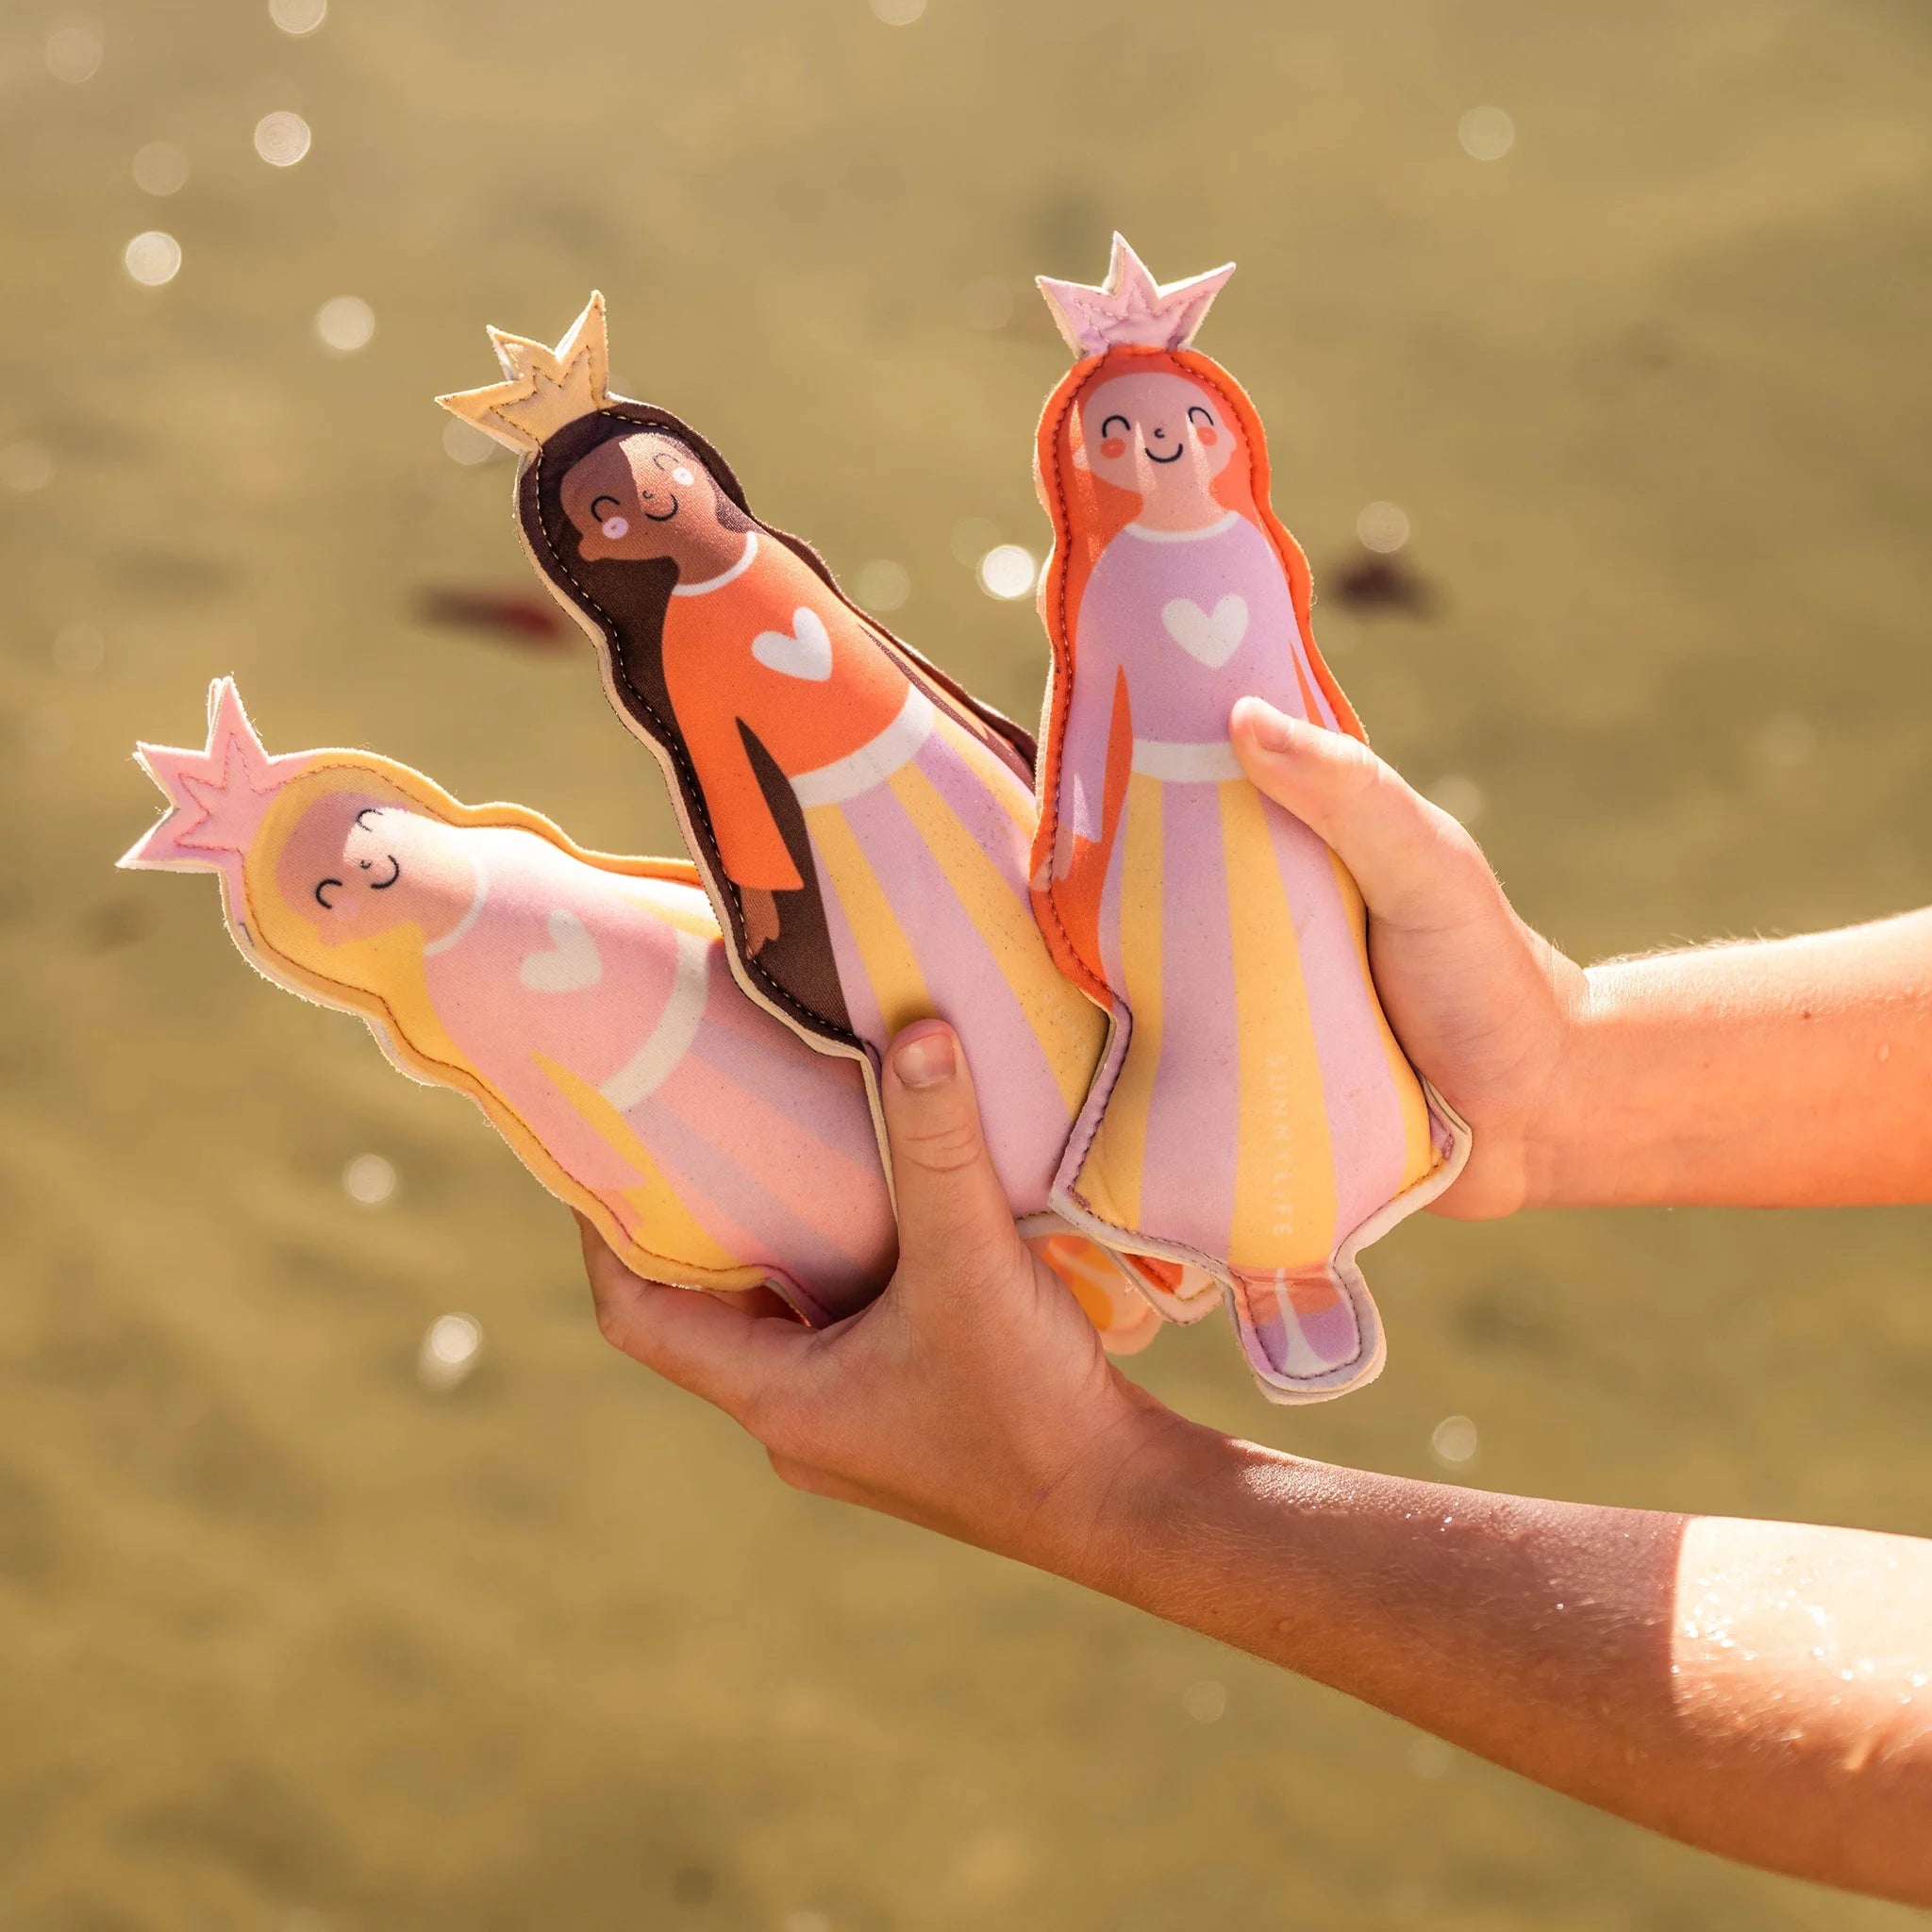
1150 425 1169 440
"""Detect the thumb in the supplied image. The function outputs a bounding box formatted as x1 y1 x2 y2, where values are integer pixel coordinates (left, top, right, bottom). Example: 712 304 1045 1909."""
1229 696 1486 933
880 1022 1031 1306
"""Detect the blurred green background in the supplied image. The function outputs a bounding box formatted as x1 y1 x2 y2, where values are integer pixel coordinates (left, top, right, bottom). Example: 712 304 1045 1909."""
3 1 1929 1926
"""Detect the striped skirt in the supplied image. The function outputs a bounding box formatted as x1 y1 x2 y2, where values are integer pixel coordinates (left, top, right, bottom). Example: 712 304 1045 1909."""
794 686 1106 1217
1073 755 1439 1275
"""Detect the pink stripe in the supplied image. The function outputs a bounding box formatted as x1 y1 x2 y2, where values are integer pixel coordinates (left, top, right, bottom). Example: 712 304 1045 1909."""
1137 780 1240 1256
813 751 1074 1215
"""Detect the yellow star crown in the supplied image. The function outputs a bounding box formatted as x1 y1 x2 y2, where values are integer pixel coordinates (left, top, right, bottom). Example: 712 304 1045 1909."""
436 291 613 456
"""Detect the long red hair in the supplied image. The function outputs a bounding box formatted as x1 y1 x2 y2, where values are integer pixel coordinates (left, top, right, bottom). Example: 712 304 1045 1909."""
1028 343 1365 994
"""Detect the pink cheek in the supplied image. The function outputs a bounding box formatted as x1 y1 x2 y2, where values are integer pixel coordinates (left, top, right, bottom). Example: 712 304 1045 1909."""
1100 437 1126 460
1196 426 1219 447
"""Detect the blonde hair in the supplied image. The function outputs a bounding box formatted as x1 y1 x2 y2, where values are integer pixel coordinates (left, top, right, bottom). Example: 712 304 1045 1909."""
237 760 471 1079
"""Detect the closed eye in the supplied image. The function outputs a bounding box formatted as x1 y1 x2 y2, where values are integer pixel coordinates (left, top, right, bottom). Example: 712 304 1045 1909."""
315 877 342 909
590 494 622 521
651 450 681 472
1100 414 1130 441
1187 405 1216 427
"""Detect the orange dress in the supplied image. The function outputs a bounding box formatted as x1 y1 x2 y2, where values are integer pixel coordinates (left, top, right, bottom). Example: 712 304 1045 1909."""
659 531 1105 1218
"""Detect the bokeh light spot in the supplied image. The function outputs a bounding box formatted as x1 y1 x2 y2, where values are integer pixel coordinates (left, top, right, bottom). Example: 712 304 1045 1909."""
1431 1413 1479 1466
418 1312 483 1391
255 110 312 167
1356 500 1410 554
132 141 191 196
270 0 328 33
342 1152 397 1207
853 558 910 612
441 417 497 466
0 441 54 492
870 0 925 22
1181 1678 1227 1723
53 623 105 675
315 294 375 354
977 543 1037 601
1458 106 1516 161
125 230 182 287
1425 774 1486 827
45 24 103 84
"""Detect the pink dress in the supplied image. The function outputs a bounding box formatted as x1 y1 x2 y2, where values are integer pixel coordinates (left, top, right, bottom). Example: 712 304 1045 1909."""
1055 512 1442 1371
413 825 895 1322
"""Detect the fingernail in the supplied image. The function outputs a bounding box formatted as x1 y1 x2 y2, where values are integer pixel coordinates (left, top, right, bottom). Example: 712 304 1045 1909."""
892 1029 956 1090
1240 700 1294 754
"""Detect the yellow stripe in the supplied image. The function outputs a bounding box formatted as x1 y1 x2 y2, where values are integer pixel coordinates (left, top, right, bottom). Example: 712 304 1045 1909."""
1327 849 1437 1188
934 710 1036 840
1076 772 1163 1228
1221 778 1337 1269
802 802 934 1037
888 758 1103 1116
535 1055 745 1277
619 879 720 941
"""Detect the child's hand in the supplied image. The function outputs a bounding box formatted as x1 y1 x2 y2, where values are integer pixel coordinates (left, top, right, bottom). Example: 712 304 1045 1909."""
1230 697 1586 1218
578 1022 1188 1575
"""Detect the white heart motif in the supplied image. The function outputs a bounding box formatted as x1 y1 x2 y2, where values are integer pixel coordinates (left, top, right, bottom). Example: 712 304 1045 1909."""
1160 594 1250 669
519 908 603 993
751 606 834 682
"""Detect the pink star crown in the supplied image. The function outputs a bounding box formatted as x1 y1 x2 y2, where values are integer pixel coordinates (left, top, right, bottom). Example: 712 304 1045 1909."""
120 678 308 889
1036 233 1236 358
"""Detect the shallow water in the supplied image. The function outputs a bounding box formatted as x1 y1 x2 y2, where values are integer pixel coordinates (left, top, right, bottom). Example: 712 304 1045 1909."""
3 1 1929 1926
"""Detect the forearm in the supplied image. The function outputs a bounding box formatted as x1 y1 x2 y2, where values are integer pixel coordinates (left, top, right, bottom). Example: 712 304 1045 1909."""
1071 1424 1932 1903
1530 909 1932 1208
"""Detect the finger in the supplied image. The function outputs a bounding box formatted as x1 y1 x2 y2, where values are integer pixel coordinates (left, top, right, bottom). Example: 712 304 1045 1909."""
1229 697 1490 932
879 1024 1031 1307
575 1213 806 1417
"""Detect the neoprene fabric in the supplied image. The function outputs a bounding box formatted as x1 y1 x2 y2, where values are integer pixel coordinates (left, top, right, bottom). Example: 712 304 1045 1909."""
120 679 1162 1354
1029 237 1473 1399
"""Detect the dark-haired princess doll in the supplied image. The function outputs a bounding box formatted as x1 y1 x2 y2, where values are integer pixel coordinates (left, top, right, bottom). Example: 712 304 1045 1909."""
439 295 1109 1229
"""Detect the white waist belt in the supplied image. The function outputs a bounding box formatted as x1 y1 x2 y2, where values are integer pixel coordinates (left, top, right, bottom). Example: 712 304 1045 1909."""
599 929 710 1111
791 684 935 808
1130 736 1244 783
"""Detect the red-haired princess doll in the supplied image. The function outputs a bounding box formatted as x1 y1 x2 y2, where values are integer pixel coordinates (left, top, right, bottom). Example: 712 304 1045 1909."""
437 296 1110 1234
1030 239 1470 1399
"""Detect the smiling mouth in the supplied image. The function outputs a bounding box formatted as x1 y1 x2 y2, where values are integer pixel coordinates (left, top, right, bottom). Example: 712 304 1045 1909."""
368 856 401 891
1145 444 1186 465
641 494 680 522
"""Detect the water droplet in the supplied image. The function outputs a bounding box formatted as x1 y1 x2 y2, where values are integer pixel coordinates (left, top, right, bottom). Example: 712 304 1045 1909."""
1458 106 1516 161
255 110 312 168
978 543 1037 601
45 24 103 84
315 294 375 354
417 1312 483 1391
1181 1678 1226 1724
132 141 190 196
269 0 327 33
1356 500 1410 553
341 1152 396 1207
124 229 182 287
1429 1414 1478 1466
853 558 911 612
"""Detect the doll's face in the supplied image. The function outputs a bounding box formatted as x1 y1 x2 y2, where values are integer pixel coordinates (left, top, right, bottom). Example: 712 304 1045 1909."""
281 796 475 947
563 433 723 567
1075 372 1241 515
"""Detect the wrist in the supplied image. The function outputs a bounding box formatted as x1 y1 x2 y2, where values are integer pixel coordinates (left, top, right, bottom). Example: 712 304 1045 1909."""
1511 947 1599 1212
